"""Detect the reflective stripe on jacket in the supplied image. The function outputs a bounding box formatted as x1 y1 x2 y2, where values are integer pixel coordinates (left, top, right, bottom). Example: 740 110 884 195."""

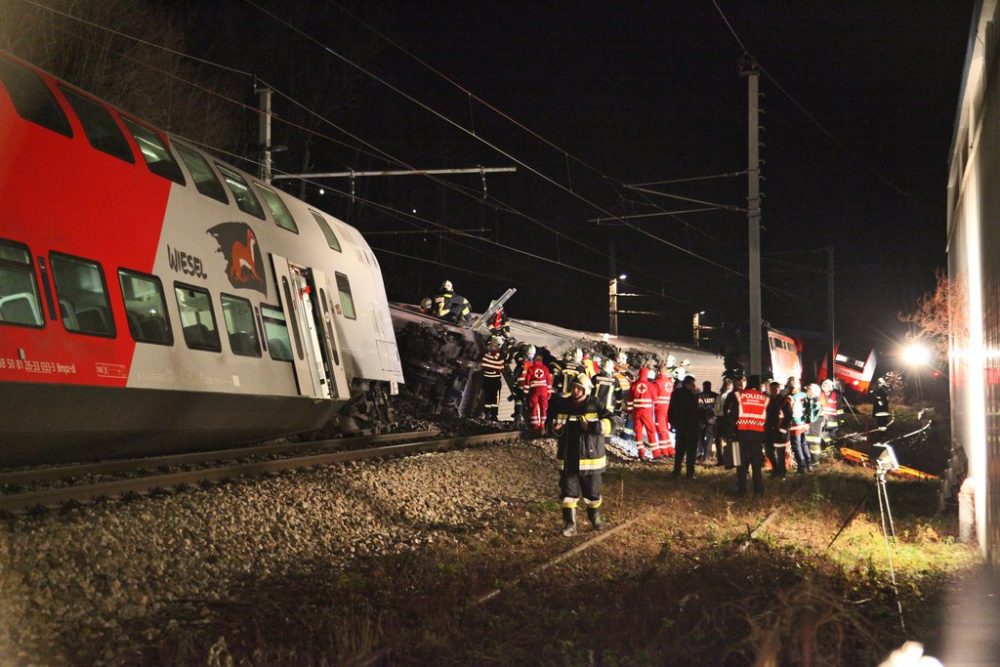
736 389 767 432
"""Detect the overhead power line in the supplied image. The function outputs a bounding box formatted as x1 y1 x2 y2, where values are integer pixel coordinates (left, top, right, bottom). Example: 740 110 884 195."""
708 0 912 200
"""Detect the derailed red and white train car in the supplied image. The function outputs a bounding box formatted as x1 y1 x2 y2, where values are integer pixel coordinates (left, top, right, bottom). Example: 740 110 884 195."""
0 52 403 464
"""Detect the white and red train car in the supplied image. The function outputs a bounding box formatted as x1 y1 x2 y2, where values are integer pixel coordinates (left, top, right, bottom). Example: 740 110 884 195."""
0 52 403 464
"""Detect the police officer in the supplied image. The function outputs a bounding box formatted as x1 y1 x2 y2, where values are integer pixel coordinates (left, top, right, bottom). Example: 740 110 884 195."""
668 375 700 478
729 374 768 496
552 376 613 536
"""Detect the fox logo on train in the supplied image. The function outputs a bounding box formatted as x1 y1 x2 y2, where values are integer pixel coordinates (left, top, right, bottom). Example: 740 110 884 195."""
208 222 266 295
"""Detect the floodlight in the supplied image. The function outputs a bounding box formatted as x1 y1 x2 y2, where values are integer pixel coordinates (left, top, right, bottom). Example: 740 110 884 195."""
873 444 899 472
902 342 931 366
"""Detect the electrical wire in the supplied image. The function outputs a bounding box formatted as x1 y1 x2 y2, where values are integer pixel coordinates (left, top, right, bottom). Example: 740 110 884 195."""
708 0 913 200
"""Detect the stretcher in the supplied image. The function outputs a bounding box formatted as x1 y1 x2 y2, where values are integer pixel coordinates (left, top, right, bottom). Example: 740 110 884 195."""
837 447 938 480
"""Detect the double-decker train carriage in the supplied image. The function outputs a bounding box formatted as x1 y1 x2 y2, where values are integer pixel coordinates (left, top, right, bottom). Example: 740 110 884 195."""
0 52 403 465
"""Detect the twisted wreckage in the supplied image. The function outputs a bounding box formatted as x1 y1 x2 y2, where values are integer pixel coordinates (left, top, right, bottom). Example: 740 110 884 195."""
389 292 725 430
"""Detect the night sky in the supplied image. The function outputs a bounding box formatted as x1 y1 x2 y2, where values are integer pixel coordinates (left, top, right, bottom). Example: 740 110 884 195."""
14 0 974 362
294 1 972 362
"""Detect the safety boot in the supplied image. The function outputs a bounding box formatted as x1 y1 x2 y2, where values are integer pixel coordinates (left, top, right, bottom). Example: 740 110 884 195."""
561 508 577 536
587 507 605 531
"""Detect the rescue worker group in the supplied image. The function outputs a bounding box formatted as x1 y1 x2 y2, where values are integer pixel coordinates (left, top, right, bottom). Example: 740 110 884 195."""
421 281 880 538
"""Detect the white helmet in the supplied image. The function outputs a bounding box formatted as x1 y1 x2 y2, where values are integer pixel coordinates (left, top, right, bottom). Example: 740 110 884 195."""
617 352 628 365
646 368 657 380
666 354 677 367
603 359 615 374
572 348 583 364
442 280 453 291
821 379 833 392
525 344 536 359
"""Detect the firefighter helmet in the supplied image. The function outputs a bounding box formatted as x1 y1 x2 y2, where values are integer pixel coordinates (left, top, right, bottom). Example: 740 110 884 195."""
441 280 453 291
573 348 584 364
616 352 628 365
821 379 833 392
524 344 536 359
487 336 502 350
877 376 886 387
666 354 677 367
570 376 592 394
603 359 615 374
419 297 432 312
646 368 657 380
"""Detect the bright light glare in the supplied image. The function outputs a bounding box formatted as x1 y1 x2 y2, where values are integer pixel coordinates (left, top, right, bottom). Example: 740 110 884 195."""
619 273 627 280
902 342 932 366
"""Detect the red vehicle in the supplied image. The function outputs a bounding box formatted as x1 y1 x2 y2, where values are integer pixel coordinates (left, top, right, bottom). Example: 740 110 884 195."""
0 52 403 464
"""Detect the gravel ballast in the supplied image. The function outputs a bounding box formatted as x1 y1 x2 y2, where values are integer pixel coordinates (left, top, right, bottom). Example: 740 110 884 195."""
0 438 556 664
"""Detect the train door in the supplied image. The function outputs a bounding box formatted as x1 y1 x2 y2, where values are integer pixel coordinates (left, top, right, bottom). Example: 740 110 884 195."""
271 255 344 399
310 267 349 398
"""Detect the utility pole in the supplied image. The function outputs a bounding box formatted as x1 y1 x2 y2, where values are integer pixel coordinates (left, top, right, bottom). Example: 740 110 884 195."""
740 54 763 377
609 239 618 335
827 247 836 385
255 84 273 184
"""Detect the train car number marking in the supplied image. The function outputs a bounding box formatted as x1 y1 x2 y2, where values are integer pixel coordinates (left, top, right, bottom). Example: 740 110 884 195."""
95 363 127 379
0 358 76 374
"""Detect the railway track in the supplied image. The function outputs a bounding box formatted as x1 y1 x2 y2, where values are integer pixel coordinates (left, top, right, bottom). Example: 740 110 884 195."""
0 430 522 514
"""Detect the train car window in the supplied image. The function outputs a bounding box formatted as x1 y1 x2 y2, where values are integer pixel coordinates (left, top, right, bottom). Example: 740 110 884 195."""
50 252 115 337
215 164 265 220
118 270 173 346
335 272 356 320
309 210 342 252
0 56 72 137
260 304 293 362
121 118 186 185
173 283 221 352
256 186 298 233
174 142 228 204
59 87 135 163
221 294 262 357
0 239 44 328
281 277 304 360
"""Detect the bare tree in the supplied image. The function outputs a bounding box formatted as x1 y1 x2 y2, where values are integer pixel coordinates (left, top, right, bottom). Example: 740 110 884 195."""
899 268 967 355
0 0 246 154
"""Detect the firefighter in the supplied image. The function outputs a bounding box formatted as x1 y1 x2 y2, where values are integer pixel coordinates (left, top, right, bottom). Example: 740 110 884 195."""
552 376 613 536
432 280 472 324
729 374 768 496
672 358 691 383
554 348 585 397
653 364 675 458
488 306 511 341
805 383 824 466
419 297 433 314
785 377 811 473
820 379 843 446
713 377 735 465
765 381 792 479
612 353 635 443
511 344 536 426
629 367 660 461
871 377 892 440
480 336 505 420
591 359 619 413
668 375 700 478
527 355 552 435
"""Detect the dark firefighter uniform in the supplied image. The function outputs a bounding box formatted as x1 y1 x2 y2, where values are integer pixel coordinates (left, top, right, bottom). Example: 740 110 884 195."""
591 368 619 413
433 290 471 323
764 384 792 478
552 381 613 535
489 307 511 341
480 346 506 420
871 380 891 439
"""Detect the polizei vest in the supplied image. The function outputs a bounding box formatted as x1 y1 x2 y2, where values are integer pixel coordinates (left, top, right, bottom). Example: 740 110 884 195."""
736 389 767 432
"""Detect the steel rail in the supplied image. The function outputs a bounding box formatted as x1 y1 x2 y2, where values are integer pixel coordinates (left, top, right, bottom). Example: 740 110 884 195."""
0 430 440 486
0 431 521 513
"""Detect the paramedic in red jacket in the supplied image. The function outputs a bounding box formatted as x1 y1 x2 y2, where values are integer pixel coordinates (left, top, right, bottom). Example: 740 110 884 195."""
653 364 675 458
527 356 552 435
629 367 660 461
